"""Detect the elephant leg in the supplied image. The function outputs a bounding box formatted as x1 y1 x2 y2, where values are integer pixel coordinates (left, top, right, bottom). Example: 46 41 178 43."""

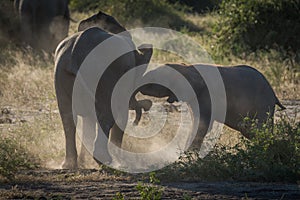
20 13 33 46
36 24 51 51
131 99 153 125
187 101 211 151
60 113 78 169
189 118 210 151
78 116 97 168
257 107 275 133
129 96 142 125
93 120 113 165
106 123 126 168
240 107 275 139
110 123 124 148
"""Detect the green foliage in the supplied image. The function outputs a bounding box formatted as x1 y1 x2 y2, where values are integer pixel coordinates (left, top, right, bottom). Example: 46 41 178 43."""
183 194 192 200
113 192 125 200
0 137 38 180
69 0 200 31
160 116 300 183
167 0 221 13
136 172 163 200
214 0 300 61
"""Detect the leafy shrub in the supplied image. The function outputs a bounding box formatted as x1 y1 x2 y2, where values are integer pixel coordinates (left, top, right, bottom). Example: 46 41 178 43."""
136 172 163 200
69 0 200 31
113 192 125 200
160 116 300 183
167 0 221 13
214 0 300 60
0 137 38 180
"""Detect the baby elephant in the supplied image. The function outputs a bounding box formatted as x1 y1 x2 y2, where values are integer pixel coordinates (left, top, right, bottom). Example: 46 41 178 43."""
55 12 153 169
139 63 285 148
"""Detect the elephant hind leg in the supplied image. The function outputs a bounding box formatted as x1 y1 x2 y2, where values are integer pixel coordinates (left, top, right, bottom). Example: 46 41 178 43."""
188 118 210 151
20 14 34 46
110 123 124 148
60 113 78 169
78 116 97 168
257 107 275 133
93 121 113 165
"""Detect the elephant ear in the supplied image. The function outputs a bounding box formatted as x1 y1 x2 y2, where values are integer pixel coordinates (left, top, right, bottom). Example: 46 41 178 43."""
132 44 153 77
67 27 110 75
78 12 99 32
135 44 153 66
78 11 132 39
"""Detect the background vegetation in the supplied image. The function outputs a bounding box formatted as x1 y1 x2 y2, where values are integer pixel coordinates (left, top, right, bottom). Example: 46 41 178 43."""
160 117 300 183
215 0 300 61
0 0 299 183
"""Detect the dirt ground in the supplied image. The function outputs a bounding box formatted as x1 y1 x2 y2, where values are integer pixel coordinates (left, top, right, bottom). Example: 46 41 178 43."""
0 169 299 200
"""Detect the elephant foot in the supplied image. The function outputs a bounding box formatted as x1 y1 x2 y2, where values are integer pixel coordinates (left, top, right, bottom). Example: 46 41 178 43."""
109 159 123 170
61 158 78 169
93 152 112 166
133 119 139 126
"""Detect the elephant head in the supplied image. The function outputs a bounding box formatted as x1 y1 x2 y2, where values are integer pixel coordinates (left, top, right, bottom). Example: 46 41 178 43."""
139 84 178 103
78 11 130 38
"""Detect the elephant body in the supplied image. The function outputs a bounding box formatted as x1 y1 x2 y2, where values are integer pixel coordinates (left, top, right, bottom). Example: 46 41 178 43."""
139 63 285 148
54 12 152 169
15 0 70 52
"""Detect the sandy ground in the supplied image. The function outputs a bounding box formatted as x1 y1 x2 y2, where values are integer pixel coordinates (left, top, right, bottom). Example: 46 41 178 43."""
0 169 299 199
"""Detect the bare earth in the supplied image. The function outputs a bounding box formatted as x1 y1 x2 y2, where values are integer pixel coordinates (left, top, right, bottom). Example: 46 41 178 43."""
0 169 299 200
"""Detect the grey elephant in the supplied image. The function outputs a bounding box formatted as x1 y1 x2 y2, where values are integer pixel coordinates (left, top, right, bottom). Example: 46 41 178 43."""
54 12 153 169
138 63 285 149
14 0 70 52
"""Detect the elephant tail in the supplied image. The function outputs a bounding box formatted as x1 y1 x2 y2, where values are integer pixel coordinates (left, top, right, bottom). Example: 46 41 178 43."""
275 98 286 111
68 17 77 23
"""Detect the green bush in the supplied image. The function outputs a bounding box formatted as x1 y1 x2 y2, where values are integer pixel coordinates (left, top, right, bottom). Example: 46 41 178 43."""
167 0 221 13
136 172 163 200
214 0 300 60
0 137 38 180
69 0 200 31
160 116 300 183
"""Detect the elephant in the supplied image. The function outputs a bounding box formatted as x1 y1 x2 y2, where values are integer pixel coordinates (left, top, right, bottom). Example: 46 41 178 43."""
138 63 286 149
14 0 70 52
54 13 153 169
